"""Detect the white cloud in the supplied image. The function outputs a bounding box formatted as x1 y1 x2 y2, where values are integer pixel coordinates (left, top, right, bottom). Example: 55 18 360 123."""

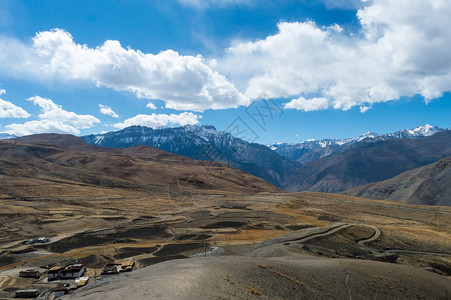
146 102 157 110
0 29 249 112
29 96 99 128
0 90 30 118
359 105 371 113
6 120 82 136
284 97 329 111
222 0 451 110
99 104 119 118
0 99 30 118
6 96 99 136
114 112 201 129
1 1 450 113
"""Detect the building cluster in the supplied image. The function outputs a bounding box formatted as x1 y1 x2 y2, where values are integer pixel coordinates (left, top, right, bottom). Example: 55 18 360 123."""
48 264 85 281
53 276 89 298
13 260 136 298
101 260 135 275
15 263 86 298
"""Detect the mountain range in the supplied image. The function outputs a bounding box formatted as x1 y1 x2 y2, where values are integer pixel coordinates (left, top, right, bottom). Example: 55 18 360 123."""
342 157 451 206
0 133 17 140
284 130 451 193
0 134 279 200
82 125 300 188
269 124 446 163
1 124 450 204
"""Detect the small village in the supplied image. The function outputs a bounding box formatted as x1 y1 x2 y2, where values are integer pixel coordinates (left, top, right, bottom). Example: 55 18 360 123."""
1 233 215 299
6 255 136 299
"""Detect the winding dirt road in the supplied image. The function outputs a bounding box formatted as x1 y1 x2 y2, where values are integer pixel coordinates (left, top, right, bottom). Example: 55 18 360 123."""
292 223 451 258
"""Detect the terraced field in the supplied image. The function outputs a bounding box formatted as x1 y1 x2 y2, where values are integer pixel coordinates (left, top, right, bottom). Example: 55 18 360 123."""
1 191 450 298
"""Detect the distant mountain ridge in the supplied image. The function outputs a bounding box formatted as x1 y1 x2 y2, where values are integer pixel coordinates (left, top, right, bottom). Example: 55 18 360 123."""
269 124 446 163
82 125 301 188
6 124 449 195
284 130 451 194
0 133 17 140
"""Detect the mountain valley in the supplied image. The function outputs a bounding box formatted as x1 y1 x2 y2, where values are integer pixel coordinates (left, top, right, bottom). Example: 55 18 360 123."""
79 124 451 200
0 127 450 299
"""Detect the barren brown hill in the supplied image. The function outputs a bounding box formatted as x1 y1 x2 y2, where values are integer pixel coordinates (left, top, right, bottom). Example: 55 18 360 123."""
13 133 112 152
0 134 280 200
1 189 450 298
1 134 450 299
68 256 451 300
342 157 451 206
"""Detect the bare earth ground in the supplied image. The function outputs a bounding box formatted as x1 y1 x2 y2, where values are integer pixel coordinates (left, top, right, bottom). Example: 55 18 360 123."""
0 191 450 299
68 256 451 300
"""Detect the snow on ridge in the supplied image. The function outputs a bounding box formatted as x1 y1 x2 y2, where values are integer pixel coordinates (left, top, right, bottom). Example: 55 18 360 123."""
85 124 446 154
268 124 445 154
94 135 104 144
0 133 17 140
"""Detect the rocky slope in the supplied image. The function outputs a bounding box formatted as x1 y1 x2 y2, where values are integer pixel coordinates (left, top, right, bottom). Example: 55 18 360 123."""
67 255 451 300
1 134 280 198
284 130 451 193
82 125 300 188
342 157 451 206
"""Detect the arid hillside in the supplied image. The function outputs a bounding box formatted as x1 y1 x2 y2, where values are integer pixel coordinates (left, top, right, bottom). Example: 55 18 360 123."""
1 191 450 299
0 134 280 200
284 131 451 193
0 134 450 299
342 157 451 206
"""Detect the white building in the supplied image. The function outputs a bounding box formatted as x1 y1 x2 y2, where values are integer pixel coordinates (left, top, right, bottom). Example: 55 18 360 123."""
60 264 85 279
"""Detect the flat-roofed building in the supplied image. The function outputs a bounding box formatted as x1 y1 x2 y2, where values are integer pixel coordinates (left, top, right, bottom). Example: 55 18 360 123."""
48 265 64 281
60 264 85 279
15 289 40 298
19 269 40 279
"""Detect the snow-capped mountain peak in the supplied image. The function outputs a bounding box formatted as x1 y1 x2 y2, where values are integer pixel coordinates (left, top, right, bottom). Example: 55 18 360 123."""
357 131 380 140
415 124 432 132
386 124 442 139
412 124 439 135
82 124 300 188
268 124 447 164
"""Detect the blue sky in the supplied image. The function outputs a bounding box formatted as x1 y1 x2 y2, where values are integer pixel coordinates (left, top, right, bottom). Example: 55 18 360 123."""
0 0 450 144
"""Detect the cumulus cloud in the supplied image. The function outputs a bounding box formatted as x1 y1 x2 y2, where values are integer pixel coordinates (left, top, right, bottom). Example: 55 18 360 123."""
1 1 450 113
284 97 329 111
146 102 157 110
6 96 99 136
0 29 249 112
114 112 201 129
99 104 119 118
222 0 451 110
0 90 30 118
